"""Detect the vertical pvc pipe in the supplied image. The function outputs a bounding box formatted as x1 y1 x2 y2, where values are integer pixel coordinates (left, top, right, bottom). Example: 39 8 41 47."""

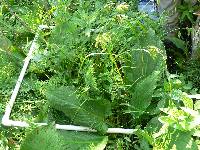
2 32 39 124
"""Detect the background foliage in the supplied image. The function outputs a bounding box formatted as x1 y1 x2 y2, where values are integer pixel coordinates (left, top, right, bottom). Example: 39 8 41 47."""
0 0 200 149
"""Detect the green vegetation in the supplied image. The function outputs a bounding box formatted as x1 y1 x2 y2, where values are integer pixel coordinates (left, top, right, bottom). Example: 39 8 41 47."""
0 0 200 149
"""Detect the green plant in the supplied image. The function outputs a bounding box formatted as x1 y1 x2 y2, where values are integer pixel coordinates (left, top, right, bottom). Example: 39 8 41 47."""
21 124 108 150
134 72 200 149
22 0 166 149
1 0 200 149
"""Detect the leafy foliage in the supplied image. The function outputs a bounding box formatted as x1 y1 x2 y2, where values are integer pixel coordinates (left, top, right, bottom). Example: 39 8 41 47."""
137 76 200 149
20 125 108 150
46 86 111 133
129 71 161 118
28 0 166 148
1 0 200 149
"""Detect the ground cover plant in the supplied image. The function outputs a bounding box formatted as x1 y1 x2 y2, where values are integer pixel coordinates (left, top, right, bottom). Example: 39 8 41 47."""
1 0 200 149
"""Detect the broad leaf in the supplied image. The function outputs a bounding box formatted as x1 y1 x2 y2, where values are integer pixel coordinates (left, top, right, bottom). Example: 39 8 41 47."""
122 47 163 88
59 130 108 150
20 125 108 150
46 86 111 133
20 125 66 150
129 71 160 118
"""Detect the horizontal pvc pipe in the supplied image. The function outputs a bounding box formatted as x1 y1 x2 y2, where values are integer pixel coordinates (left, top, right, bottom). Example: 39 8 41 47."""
188 94 200 99
2 119 137 134
38 25 55 30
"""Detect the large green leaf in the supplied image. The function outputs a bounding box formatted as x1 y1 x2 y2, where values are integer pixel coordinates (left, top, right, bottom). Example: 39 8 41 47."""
20 125 66 150
129 71 161 118
20 125 108 150
46 86 111 133
122 47 163 88
59 130 108 150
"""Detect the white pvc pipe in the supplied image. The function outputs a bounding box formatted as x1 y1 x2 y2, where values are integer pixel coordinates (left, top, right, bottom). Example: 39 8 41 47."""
2 32 39 122
2 119 137 134
2 25 54 123
38 25 55 30
188 94 200 99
